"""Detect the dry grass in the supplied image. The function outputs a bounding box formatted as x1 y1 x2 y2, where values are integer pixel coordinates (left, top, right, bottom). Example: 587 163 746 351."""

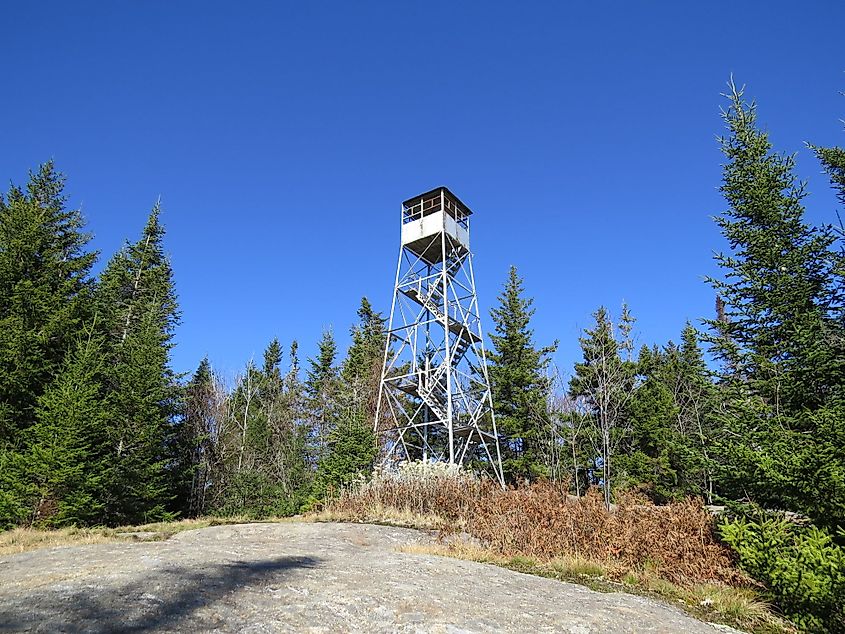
310 504 448 530
323 465 742 586
464 483 744 586
400 540 794 634
0 526 121 556
0 515 293 556
317 463 797 634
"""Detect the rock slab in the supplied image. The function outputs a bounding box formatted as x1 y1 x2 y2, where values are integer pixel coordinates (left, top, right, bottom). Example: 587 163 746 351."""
0 522 728 633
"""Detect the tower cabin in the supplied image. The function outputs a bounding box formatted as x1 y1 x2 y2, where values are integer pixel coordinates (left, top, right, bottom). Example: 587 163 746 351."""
401 187 471 264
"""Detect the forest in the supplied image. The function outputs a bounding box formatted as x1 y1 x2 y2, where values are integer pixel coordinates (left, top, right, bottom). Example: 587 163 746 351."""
1 84 844 631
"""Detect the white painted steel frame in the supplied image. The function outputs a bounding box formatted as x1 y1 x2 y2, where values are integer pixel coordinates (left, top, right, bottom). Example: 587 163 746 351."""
374 189 505 486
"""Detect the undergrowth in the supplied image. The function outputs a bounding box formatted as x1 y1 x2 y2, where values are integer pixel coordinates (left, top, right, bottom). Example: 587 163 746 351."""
317 461 797 634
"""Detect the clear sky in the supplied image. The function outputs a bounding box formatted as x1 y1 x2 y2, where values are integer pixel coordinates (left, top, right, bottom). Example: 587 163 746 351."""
2 2 843 380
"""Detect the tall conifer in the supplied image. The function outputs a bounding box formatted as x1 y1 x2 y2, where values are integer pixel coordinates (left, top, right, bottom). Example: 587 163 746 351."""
488 266 556 482
707 82 845 529
0 162 96 442
96 203 180 524
27 332 111 526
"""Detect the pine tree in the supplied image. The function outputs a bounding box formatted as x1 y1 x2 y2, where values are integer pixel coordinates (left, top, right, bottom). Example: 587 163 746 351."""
0 162 96 443
488 266 556 483
706 82 845 530
96 202 181 525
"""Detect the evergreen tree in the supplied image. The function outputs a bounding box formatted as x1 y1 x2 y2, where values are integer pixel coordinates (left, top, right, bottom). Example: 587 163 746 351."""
313 417 377 501
0 162 96 443
672 324 718 502
96 203 181 525
812 119 845 212
341 297 386 424
263 338 283 382
214 338 311 517
707 82 843 414
617 329 717 504
26 331 111 526
288 340 301 383
305 328 340 463
488 266 556 483
706 82 845 531
616 344 680 502
173 357 223 517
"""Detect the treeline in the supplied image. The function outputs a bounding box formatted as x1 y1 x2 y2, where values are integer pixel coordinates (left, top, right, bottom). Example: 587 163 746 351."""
1 82 842 531
0 165 383 527
177 303 385 518
493 85 844 532
485 84 845 631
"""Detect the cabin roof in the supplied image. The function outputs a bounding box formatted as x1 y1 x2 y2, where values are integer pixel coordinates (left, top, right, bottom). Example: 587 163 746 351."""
402 186 474 216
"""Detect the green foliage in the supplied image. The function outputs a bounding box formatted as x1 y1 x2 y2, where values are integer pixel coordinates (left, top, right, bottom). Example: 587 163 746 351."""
0 162 96 443
305 328 341 463
313 416 377 502
488 266 556 482
617 375 679 502
720 515 845 633
211 336 312 518
26 333 111 527
214 470 303 519
341 297 386 424
95 203 181 525
614 326 718 504
0 449 32 529
705 82 845 532
172 357 219 517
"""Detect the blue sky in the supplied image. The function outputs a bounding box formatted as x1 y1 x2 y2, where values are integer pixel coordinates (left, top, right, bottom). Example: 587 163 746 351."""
2 2 843 380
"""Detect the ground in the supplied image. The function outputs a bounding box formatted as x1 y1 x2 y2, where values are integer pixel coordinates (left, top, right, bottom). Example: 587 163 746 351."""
0 522 737 633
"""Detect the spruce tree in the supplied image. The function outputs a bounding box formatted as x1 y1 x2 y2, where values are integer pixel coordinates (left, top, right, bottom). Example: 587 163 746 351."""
0 162 96 443
26 332 111 526
617 344 679 502
96 203 181 525
305 328 340 463
341 297 386 423
673 324 718 502
313 417 376 500
173 357 221 517
310 298 386 503
488 266 556 483
706 82 845 530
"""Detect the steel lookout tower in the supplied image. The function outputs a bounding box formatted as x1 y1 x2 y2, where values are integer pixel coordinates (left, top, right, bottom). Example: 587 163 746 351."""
375 187 504 485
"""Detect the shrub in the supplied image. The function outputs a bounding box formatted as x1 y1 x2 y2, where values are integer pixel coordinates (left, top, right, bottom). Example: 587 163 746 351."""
325 460 488 523
212 470 302 518
463 483 742 586
311 419 377 503
325 462 742 586
719 515 845 633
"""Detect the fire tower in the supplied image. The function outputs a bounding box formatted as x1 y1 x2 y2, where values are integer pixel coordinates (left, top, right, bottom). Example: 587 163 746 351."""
374 187 504 485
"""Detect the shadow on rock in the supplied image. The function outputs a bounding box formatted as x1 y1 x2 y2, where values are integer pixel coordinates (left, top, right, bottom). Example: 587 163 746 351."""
0 555 320 633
